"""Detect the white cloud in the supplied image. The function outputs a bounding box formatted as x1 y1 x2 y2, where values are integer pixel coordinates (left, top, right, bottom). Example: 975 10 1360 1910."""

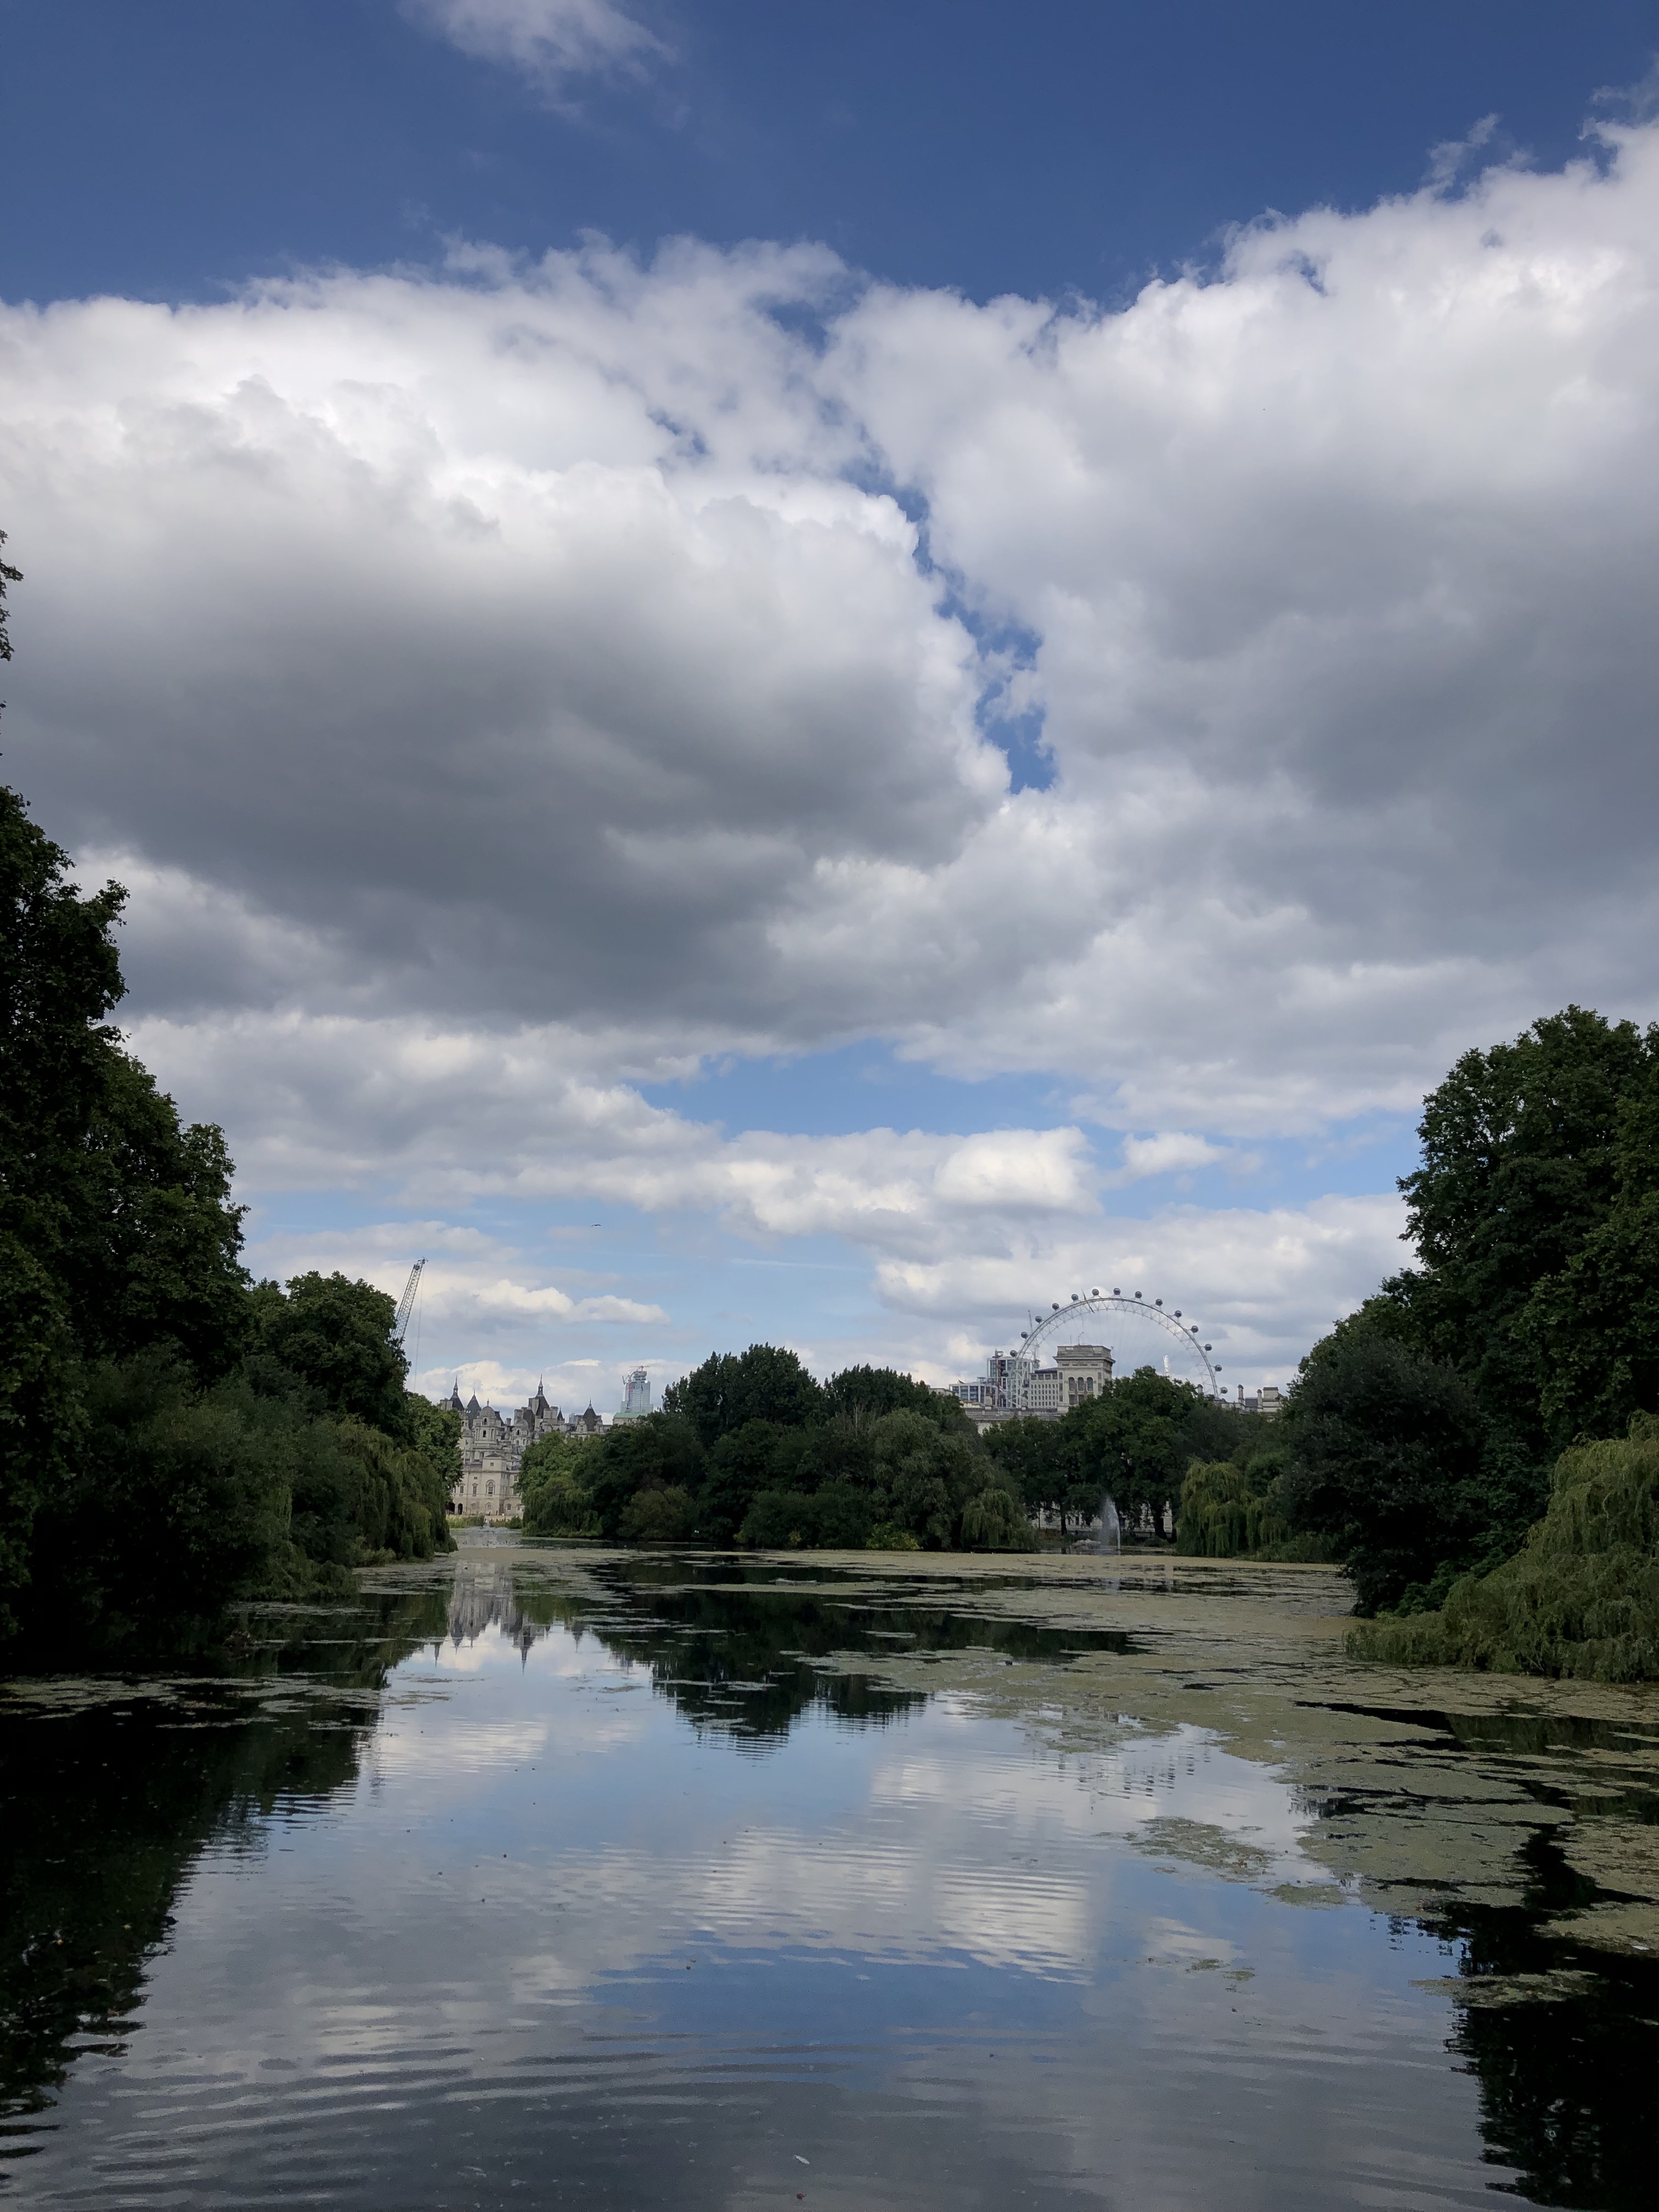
1116 1132 1226 1181
10 132 1659 1142
402 0 662 93
7 119 1659 1373
130 1005 1094 1251
873 1195 1407 1384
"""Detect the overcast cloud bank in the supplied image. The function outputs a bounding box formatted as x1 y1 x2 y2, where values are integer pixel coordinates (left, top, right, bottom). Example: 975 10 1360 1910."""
4 119 1655 1384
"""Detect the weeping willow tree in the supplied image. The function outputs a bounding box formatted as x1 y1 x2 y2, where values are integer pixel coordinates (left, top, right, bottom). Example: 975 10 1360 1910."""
1175 1457 1332 1560
960 1483 1039 1552
1350 1414 1659 1680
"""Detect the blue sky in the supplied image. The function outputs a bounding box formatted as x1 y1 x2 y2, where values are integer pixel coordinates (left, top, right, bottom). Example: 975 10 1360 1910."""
4 1 1658 1407
9 3 1656 305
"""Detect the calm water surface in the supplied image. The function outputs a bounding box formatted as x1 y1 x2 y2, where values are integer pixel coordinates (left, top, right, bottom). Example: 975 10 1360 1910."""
2 1547 1654 2210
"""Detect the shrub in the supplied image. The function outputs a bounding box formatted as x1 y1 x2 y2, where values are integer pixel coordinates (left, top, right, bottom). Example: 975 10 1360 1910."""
959 1485 1038 1551
619 1486 693 1544
866 1523 922 1551
739 1489 814 1548
1348 1414 1659 1680
522 1472 599 1538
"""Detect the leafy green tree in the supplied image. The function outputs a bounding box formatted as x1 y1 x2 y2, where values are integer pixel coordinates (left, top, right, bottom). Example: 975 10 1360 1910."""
21 1352 296 1652
821 1365 947 1425
1520 1060 1659 1447
1391 1007 1659 1462
697 1419 787 1542
582 1415 707 1538
663 1344 823 1444
1 768 253 1636
520 1434 599 1536
252 1273 412 1436
959 1483 1038 1551
987 1369 1215 1537
620 1486 695 1543
1278 1320 1489 1612
740 1482 874 1549
868 1408 991 1548
407 1395 463 1503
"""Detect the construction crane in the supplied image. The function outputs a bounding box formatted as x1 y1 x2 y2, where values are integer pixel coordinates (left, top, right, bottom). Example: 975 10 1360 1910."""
393 1259 425 1346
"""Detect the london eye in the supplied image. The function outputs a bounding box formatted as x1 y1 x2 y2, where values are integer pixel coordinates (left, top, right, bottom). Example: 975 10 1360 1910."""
1015 1288 1222 1401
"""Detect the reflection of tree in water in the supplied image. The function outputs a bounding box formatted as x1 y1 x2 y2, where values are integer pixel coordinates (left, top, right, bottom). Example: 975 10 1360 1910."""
0 1588 449 2160
1414 1711 1659 2211
493 1562 1126 1744
1418 1890 1658 2209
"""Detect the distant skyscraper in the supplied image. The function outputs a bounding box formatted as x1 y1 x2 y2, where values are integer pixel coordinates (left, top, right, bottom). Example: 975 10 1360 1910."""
617 1365 652 1422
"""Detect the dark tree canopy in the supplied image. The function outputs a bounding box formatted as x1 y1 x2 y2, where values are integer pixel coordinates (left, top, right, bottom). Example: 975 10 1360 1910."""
1390 1006 1659 1453
252 1272 411 1437
0 758 453 1653
663 1344 825 1443
1272 1006 1659 1616
1278 1323 1489 1612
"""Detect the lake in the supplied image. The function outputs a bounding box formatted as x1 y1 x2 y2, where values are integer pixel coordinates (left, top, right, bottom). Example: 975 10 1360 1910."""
3 1539 1657 2209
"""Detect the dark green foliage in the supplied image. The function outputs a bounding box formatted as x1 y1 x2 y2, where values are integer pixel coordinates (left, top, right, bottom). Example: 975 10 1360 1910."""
519 1434 600 1537
1350 1415 1659 1679
802 1482 876 1548
738 1483 878 1548
22 1353 299 1655
662 1343 824 1444
1280 1007 1659 1631
958 1483 1039 1551
1178 1460 1283 1558
1175 1444 1334 1561
1520 1060 1659 1446
1278 1322 1488 1612
698 1419 787 1542
985 1367 1238 1537
335 1419 454 1561
582 1415 709 1539
867 1408 995 1549
619 1485 695 1543
820 1365 949 1425
1 606 455 1650
1392 1007 1659 1457
406 1394 464 1503
1 775 255 1640
252 1272 411 1437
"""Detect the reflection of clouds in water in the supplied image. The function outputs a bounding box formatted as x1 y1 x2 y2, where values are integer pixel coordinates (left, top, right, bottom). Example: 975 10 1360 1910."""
26 1607 1502 2212
351 1622 1330 1982
872 1728 1317 1870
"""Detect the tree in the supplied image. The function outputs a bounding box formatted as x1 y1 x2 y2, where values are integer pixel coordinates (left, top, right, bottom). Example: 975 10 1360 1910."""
582 1415 708 1539
663 1344 823 1444
987 1369 1218 1538
252 1273 411 1437
1391 1006 1659 1464
867 1409 991 1549
1278 1319 1489 1613
1520 1059 1659 1448
1 771 253 1637
821 1365 946 1425
697 1419 787 1543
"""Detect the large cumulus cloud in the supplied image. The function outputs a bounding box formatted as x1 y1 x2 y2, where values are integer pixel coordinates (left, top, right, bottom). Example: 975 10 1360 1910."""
3 121 1657 1370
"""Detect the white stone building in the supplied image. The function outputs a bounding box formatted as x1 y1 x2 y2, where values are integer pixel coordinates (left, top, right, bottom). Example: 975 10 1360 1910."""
948 1343 1114 1426
442 1381 607 1520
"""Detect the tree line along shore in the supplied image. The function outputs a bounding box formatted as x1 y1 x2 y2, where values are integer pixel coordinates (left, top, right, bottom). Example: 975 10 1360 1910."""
3 544 1657 1675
